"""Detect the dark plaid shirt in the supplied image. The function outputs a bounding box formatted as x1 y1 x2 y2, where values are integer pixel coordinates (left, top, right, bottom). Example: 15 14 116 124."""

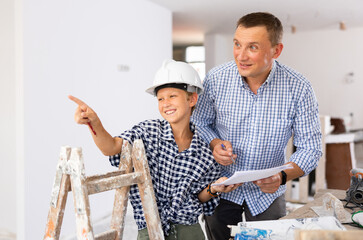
109 119 220 235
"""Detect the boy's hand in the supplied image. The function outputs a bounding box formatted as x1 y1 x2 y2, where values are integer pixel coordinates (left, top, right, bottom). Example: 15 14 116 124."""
212 177 242 193
68 95 123 155
68 95 100 127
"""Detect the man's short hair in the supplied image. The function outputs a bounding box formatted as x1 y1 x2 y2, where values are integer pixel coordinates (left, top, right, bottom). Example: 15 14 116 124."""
236 12 283 46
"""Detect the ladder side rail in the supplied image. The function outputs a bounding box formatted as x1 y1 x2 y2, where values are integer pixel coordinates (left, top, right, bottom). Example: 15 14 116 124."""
69 147 95 240
44 146 71 240
110 141 133 240
132 140 164 240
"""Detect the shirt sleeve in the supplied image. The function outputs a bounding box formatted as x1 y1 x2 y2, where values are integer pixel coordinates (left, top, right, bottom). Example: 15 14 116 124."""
190 161 221 216
289 84 323 176
108 121 147 168
191 74 220 144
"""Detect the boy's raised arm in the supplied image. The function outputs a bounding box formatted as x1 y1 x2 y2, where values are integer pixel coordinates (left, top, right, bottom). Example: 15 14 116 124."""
68 95 122 156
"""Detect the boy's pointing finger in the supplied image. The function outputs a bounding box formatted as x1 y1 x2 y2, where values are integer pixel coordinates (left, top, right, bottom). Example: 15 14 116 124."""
68 95 88 107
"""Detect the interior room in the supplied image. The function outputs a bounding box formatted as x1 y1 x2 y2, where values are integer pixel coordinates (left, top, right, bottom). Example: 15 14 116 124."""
1 0 363 239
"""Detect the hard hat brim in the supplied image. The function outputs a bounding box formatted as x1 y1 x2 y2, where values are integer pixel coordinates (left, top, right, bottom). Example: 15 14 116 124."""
145 82 203 96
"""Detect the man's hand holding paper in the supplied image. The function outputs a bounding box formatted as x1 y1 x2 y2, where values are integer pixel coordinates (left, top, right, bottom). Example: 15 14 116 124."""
212 164 293 189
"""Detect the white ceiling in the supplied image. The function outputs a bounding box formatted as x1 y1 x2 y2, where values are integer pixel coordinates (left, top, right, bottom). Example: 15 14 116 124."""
148 0 363 45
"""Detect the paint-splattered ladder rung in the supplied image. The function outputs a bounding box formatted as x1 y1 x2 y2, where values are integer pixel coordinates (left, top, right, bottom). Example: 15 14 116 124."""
86 172 144 195
65 172 145 195
94 229 117 240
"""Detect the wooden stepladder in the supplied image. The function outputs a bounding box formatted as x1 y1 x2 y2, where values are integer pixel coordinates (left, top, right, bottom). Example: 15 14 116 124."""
44 139 164 240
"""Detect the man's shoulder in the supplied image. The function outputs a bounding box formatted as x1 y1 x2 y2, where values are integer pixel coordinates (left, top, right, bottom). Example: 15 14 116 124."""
207 61 237 77
203 61 238 87
275 61 311 86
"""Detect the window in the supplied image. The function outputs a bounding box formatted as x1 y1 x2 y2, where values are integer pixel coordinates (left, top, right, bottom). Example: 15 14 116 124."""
185 46 205 81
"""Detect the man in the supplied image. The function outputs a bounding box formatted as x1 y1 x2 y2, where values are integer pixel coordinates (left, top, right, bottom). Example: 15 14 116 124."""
191 12 322 240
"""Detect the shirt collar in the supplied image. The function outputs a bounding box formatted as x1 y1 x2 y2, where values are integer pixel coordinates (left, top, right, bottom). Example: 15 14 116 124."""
160 120 198 155
236 60 277 87
263 59 277 86
160 120 174 141
188 125 199 155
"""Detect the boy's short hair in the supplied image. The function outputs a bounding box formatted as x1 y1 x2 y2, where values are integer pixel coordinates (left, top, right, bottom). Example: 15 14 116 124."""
236 12 283 46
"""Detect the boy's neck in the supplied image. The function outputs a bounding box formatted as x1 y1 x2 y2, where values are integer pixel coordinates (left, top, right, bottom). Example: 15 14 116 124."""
170 121 193 152
171 122 192 139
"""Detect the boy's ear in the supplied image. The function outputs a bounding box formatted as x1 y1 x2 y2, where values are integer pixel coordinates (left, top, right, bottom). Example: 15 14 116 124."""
189 92 198 107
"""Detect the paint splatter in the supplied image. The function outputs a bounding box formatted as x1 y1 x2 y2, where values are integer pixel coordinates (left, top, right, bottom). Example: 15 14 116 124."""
44 219 55 239
82 228 89 240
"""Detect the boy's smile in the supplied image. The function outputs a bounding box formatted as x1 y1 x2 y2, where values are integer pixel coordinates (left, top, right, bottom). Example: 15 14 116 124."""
157 87 197 126
165 109 176 115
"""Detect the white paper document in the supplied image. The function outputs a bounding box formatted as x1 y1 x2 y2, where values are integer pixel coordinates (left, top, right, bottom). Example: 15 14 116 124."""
212 164 293 186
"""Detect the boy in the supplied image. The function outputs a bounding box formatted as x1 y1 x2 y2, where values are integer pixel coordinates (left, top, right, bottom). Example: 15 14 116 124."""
69 60 240 239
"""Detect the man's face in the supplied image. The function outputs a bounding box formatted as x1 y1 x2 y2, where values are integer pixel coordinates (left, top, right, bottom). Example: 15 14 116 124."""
233 25 282 83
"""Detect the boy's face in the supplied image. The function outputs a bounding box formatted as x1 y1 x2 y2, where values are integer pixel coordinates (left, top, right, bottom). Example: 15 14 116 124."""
156 87 197 126
233 25 283 83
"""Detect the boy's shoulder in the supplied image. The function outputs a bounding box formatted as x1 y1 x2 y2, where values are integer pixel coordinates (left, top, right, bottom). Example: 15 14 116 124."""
134 119 173 140
135 119 167 129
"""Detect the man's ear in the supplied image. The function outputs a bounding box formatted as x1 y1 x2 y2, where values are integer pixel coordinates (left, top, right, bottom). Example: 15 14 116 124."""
273 43 284 59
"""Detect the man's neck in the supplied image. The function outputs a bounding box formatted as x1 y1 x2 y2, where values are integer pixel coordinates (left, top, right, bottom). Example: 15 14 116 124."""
245 76 267 94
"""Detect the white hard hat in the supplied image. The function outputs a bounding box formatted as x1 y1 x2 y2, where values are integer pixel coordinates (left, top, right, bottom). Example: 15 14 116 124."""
145 59 203 96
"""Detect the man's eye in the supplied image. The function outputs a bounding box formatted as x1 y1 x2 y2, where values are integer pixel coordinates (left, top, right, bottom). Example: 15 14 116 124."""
250 45 257 50
234 42 240 47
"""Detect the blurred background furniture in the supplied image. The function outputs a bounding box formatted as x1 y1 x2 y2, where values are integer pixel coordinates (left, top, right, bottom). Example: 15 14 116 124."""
285 115 328 203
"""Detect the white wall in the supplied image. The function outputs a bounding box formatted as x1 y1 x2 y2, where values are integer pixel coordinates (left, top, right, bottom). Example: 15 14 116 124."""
204 33 233 72
280 27 363 130
2 0 172 239
204 27 363 130
0 0 17 234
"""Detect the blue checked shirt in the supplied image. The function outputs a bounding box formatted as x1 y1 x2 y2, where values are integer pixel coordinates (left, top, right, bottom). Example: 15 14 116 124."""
109 119 220 235
191 60 322 216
